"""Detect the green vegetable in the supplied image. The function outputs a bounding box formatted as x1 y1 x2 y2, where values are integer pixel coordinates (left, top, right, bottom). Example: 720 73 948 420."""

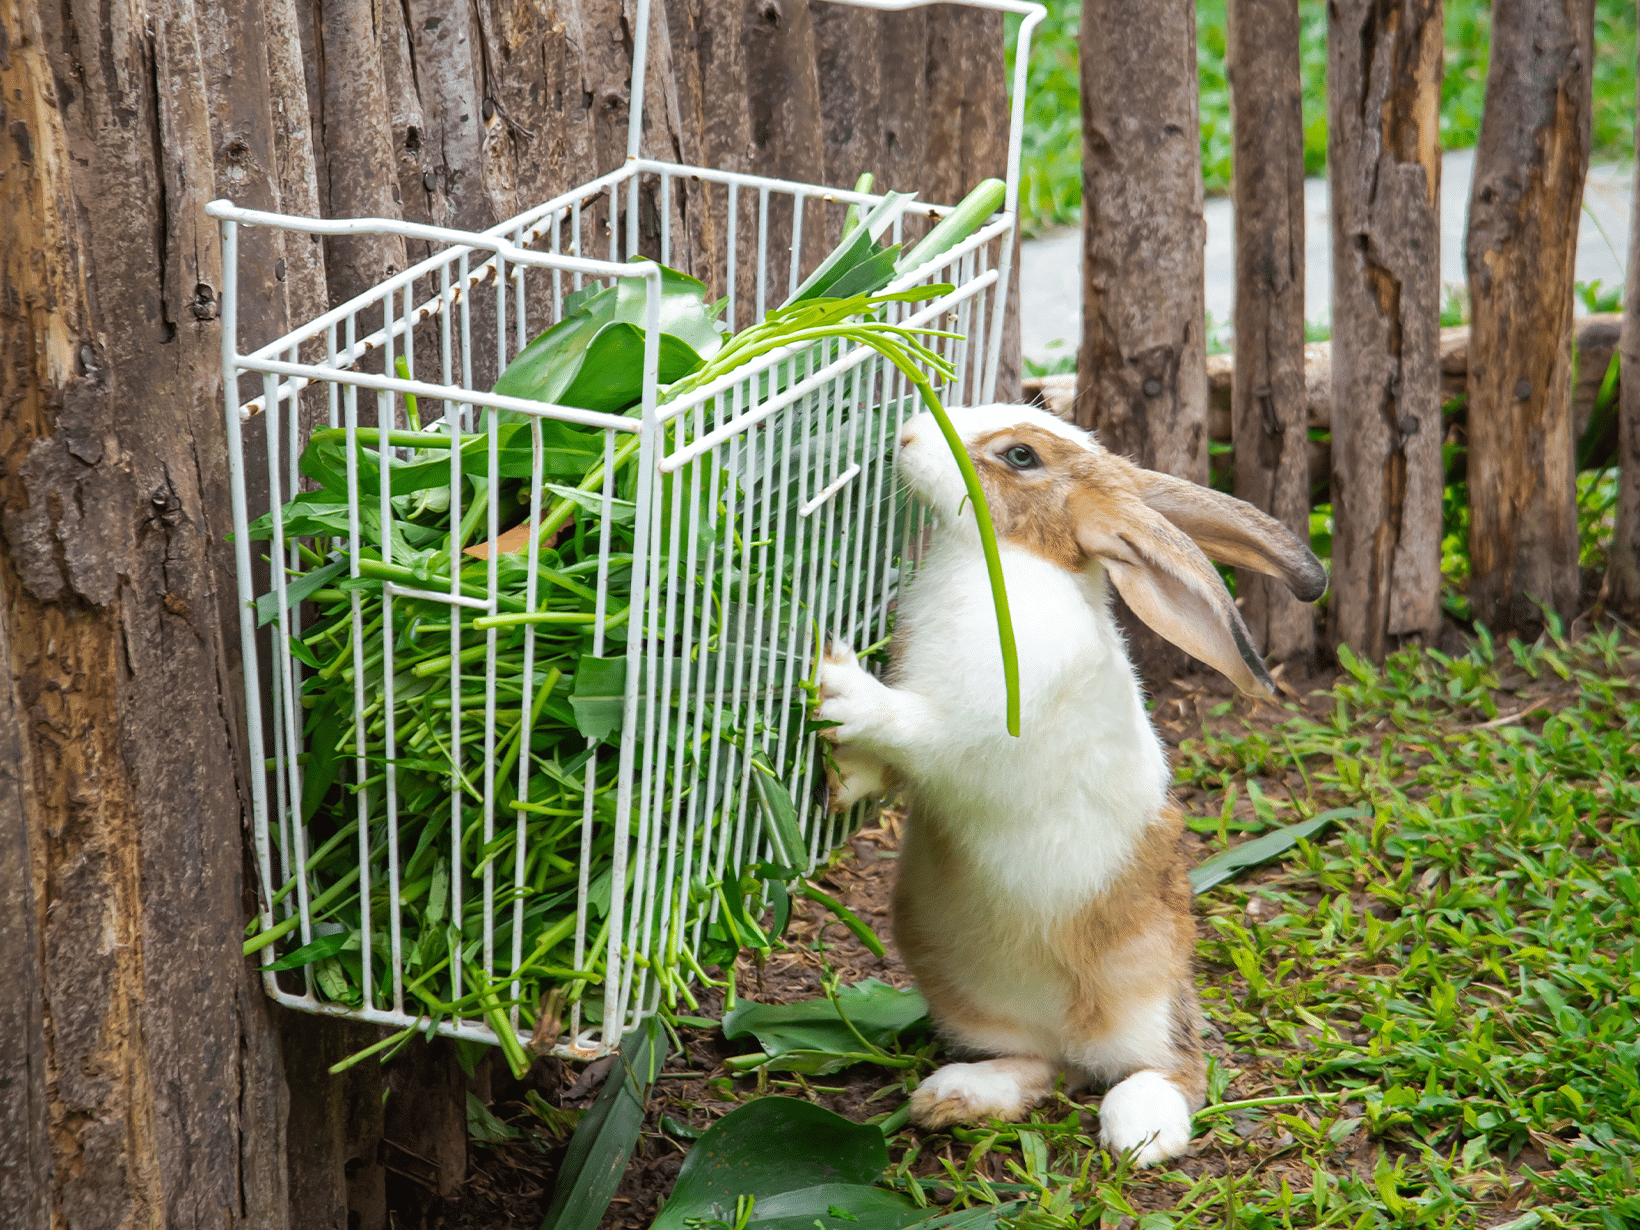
241 176 1018 1062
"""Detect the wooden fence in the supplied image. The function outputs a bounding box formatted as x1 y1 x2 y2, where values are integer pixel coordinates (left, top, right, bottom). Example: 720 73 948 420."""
1064 0 1622 669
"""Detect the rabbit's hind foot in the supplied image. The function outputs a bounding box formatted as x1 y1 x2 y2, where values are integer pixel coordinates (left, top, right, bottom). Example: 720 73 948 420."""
1097 1069 1195 1166
908 1057 1059 1129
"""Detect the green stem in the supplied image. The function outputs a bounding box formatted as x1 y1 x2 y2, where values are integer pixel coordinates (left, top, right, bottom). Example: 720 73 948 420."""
244 864 363 954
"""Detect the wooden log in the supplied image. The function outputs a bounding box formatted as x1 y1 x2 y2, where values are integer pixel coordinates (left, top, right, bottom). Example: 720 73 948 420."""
1025 313 1624 490
1079 0 1210 682
1606 86 1640 613
1465 0 1593 636
1326 0 1444 662
1227 0 1312 666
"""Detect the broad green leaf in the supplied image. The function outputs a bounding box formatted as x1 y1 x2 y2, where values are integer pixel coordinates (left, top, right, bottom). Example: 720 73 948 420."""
1189 807 1365 894
542 1019 668 1230
569 654 628 742
612 263 725 360
731 1183 925 1230
823 245 905 301
492 305 611 408
721 978 927 1074
558 322 706 413
542 483 637 525
785 191 916 306
650 1098 890 1230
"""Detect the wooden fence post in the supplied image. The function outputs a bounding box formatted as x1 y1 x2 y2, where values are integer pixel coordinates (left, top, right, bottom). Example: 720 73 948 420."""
1078 0 1210 683
1326 0 1444 662
1227 0 1313 669
1604 66 1640 615
1465 0 1593 636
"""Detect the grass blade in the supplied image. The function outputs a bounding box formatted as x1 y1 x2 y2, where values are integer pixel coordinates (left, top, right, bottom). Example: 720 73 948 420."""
1189 807 1365 895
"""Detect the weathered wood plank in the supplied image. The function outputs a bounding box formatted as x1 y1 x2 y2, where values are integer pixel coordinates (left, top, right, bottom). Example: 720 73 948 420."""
1078 0 1210 682
1605 69 1640 613
1465 0 1593 635
1327 0 1444 661
1228 0 1313 665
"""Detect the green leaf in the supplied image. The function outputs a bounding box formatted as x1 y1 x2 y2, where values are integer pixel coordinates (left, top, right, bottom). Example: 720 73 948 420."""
750 752 806 870
897 179 1005 274
542 483 637 525
721 979 927 1074
541 1019 668 1230
1189 807 1365 895
735 1184 925 1230
256 558 347 626
466 1092 521 1144
650 1098 894 1230
264 930 353 972
784 191 916 306
569 654 628 742
822 245 905 301
557 322 706 413
612 262 725 361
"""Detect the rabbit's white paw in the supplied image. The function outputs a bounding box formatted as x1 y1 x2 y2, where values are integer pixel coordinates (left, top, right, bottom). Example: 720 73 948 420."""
909 1059 1056 1129
816 640 893 745
825 744 892 812
1098 1070 1193 1166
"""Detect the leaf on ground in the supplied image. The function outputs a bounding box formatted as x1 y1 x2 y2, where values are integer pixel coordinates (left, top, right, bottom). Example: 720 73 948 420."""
721 978 927 1074
541 1019 668 1230
650 1098 902 1230
466 1092 521 1144
1189 806 1366 895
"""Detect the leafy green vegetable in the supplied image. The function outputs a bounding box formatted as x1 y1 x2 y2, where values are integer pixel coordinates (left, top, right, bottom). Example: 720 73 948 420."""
721 978 927 1075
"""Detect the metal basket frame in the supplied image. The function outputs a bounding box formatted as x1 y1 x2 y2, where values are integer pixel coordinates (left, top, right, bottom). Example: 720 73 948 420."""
210 0 1044 1060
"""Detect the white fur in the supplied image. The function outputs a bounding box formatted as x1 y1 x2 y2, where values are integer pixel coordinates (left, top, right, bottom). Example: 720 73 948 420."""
909 1057 1061 1127
1098 1070 1194 1166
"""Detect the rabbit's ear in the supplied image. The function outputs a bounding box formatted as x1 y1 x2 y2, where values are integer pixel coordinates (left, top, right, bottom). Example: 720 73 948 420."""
1072 491 1275 696
1136 472 1328 603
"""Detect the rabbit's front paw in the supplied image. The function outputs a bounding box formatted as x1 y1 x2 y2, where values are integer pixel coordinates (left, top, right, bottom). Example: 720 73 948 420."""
1098 1070 1193 1166
816 640 893 745
909 1058 1057 1129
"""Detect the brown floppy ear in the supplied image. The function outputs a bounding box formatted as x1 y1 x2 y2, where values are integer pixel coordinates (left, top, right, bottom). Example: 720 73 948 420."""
1073 491 1275 696
1135 471 1328 603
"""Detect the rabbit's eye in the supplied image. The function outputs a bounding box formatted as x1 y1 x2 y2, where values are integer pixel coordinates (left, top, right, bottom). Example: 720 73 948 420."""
1004 445 1039 470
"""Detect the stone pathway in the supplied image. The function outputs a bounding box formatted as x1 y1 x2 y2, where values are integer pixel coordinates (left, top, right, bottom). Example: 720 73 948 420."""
1020 149 1634 365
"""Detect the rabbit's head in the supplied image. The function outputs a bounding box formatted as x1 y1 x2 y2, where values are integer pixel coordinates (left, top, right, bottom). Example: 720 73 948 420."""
896 405 1327 695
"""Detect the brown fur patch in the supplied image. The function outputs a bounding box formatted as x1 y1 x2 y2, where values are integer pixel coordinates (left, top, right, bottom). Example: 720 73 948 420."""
967 426 1112 572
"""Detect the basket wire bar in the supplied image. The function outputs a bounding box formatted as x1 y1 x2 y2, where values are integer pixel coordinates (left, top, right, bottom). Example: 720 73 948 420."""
212 0 1042 1060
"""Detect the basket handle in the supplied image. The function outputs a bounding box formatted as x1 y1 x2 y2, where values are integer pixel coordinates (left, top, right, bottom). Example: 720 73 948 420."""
623 0 1047 223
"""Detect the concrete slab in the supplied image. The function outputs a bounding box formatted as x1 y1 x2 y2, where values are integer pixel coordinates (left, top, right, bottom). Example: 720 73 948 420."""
1021 149 1636 365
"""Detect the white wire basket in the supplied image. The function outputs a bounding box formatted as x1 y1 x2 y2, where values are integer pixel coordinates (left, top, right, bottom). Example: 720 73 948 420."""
213 0 1043 1061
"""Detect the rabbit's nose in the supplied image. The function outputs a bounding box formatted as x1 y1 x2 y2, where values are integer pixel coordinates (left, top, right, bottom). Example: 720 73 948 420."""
898 426 917 448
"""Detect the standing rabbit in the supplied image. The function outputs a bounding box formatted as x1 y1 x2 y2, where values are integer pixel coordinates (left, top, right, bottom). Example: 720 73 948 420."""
817 405 1325 1165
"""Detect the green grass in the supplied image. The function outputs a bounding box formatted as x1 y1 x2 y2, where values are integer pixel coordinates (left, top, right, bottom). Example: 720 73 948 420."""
863 623 1640 1227
1008 0 1638 235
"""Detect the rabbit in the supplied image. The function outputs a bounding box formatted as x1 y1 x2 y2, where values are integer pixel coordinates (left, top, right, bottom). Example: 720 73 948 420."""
816 404 1326 1166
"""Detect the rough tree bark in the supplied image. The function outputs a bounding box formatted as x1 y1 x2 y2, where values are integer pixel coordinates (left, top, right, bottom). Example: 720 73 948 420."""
1 2 295 1228
2 0 1019 1225
1465 0 1593 636
1078 0 1209 683
1227 0 1313 668
1609 95 1640 614
1326 0 1443 662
